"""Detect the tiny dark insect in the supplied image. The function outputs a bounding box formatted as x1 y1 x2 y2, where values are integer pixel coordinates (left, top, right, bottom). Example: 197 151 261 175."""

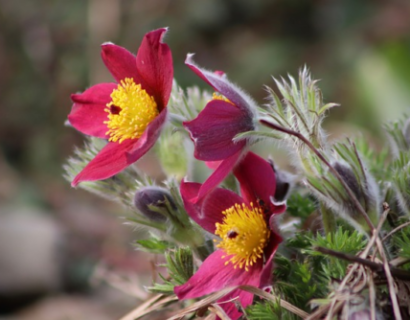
110 105 122 115
257 198 270 215
227 230 238 239
257 198 265 207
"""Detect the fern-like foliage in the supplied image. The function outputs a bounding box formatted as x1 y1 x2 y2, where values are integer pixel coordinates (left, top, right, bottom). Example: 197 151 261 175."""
148 247 194 294
247 300 298 320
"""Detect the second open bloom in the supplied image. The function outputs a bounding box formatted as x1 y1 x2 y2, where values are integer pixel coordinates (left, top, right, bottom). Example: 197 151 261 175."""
183 55 258 202
175 152 285 320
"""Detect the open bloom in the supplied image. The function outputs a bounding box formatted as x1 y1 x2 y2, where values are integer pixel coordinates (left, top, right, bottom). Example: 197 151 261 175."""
183 54 258 202
175 152 285 319
68 28 173 186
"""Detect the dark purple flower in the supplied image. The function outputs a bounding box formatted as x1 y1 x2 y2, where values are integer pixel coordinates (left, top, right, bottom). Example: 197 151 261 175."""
183 55 258 202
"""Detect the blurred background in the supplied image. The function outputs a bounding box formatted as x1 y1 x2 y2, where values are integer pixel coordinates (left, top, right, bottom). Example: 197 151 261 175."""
0 0 409 319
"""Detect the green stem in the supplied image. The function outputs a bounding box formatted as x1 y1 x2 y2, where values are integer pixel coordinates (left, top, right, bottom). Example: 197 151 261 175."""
193 239 214 261
320 203 336 234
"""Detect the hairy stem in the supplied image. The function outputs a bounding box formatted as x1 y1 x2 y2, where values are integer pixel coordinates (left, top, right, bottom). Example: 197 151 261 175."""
260 119 375 231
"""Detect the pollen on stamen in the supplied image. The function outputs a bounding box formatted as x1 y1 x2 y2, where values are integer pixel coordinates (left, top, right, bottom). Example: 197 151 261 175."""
211 92 235 105
104 78 158 143
214 202 270 272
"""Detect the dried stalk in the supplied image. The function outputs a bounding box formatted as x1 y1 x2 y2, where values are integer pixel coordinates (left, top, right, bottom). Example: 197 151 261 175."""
375 237 402 320
119 294 177 320
382 221 410 241
306 205 391 319
240 285 309 319
314 247 410 281
367 268 376 320
166 288 235 320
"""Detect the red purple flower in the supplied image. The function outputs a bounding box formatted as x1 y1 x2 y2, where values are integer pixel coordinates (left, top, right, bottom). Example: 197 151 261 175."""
68 28 173 186
175 152 285 320
183 55 258 202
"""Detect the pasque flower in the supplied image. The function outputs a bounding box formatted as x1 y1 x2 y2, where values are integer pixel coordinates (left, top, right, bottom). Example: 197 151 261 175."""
183 55 258 202
68 28 173 186
175 152 285 320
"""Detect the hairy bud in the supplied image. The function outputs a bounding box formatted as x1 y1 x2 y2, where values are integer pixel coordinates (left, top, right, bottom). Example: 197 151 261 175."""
269 160 295 204
134 187 177 222
333 162 363 205
333 161 380 230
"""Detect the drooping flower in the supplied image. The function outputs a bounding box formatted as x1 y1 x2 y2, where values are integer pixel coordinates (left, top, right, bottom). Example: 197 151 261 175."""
68 28 173 186
175 152 285 319
183 54 258 202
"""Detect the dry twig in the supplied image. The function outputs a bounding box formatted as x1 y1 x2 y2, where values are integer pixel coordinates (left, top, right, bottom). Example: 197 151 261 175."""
382 221 410 241
166 288 235 320
306 205 391 320
240 285 309 319
119 294 177 320
376 237 402 320
314 247 410 281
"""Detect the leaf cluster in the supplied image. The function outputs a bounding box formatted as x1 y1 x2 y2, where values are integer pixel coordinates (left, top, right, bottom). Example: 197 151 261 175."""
286 192 317 223
391 224 410 261
246 300 298 320
168 80 212 127
304 227 367 279
135 237 173 254
264 67 337 153
148 247 194 295
273 227 366 311
273 249 326 309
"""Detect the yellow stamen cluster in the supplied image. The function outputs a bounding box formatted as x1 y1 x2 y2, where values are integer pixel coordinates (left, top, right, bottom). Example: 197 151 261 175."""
215 203 270 271
212 92 234 105
105 78 158 143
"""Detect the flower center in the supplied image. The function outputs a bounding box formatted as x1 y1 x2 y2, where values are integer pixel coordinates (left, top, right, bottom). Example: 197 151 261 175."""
212 92 234 105
215 203 270 271
105 78 158 143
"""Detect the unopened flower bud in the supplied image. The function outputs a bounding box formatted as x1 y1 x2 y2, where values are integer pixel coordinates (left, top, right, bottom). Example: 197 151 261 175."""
134 187 176 222
269 160 295 203
333 162 363 204
333 161 380 229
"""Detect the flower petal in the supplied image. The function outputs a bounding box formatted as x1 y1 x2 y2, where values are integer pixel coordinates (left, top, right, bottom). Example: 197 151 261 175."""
136 28 173 111
233 152 276 207
72 110 167 187
186 54 256 117
71 139 134 186
68 83 116 138
194 149 244 203
174 249 262 299
180 180 243 234
101 43 145 86
271 203 287 214
205 160 221 170
217 288 254 320
126 108 167 159
184 100 251 161
101 28 173 112
259 232 282 288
